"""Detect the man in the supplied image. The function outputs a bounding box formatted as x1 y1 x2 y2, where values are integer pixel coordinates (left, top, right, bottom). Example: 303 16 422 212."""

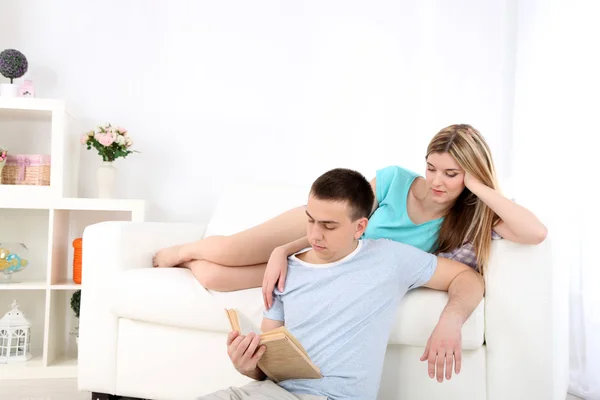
200 168 484 400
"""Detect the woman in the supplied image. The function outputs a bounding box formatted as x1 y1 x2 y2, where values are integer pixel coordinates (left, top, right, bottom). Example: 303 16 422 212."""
153 124 547 307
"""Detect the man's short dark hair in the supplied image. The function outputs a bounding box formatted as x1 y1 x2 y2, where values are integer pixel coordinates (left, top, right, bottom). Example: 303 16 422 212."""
310 168 375 221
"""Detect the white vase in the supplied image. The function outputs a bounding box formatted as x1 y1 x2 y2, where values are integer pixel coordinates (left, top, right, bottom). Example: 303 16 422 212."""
0 83 19 97
96 161 116 198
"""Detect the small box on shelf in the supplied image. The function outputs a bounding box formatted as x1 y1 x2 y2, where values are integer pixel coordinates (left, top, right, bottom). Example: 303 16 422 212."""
1 154 51 187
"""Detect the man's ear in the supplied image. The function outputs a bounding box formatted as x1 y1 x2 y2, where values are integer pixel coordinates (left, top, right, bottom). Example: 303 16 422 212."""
354 217 369 239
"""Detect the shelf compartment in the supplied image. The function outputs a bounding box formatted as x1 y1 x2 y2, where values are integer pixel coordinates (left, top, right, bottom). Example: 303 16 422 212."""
0 97 78 199
0 208 50 284
49 209 136 285
45 289 79 368
0 290 47 363
0 117 51 158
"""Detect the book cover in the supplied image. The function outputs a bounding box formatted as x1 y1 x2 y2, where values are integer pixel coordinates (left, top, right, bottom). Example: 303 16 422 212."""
225 308 322 382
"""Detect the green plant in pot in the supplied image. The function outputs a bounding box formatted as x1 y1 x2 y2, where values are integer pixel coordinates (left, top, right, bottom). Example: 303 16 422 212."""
70 289 81 345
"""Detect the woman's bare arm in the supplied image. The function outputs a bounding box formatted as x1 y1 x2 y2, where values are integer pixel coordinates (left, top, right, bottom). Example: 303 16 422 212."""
466 177 547 244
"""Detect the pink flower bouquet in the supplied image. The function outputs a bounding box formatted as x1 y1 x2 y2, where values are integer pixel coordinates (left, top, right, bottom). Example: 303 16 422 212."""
81 124 137 162
0 147 7 165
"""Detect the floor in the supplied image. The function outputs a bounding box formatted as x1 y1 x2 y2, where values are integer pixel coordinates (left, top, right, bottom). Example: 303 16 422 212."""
0 378 138 400
0 378 586 400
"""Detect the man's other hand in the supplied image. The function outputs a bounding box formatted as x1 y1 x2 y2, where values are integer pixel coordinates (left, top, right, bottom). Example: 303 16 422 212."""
420 315 463 382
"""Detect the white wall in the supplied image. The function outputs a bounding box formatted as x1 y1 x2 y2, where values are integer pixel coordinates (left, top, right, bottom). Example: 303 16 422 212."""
511 1 600 398
0 0 516 223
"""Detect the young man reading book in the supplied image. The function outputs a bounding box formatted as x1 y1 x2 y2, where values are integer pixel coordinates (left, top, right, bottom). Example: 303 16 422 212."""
200 168 485 400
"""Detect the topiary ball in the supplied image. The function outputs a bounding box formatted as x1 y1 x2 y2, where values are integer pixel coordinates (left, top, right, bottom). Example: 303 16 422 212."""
71 289 81 319
0 49 28 83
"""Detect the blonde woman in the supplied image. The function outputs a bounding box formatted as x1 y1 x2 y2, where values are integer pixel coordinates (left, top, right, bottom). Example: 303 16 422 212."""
153 124 547 307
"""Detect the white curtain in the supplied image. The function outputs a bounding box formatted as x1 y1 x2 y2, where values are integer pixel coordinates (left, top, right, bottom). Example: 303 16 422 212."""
511 1 600 399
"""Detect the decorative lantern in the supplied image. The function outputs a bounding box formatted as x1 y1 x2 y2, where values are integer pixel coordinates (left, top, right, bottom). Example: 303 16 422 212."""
0 300 32 363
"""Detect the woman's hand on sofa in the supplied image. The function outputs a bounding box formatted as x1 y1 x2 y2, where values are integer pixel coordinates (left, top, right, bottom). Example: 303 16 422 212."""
227 330 267 381
262 247 289 309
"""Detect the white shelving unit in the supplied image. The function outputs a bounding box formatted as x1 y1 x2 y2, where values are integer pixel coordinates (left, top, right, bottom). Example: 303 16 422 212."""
0 98 146 380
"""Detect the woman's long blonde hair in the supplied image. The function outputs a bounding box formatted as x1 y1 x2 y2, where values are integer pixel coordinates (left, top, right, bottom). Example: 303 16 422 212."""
428 124 500 275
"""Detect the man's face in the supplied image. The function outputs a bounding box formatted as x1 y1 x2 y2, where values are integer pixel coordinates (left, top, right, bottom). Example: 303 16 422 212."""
304 194 368 263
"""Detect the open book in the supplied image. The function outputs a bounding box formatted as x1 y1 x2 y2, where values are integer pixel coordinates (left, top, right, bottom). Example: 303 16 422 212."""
224 308 322 383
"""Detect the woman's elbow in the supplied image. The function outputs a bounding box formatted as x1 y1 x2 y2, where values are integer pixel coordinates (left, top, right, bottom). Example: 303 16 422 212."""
529 225 548 245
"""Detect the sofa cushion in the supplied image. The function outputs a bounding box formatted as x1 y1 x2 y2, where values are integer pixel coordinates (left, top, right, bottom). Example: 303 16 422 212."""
109 268 485 349
109 268 261 333
390 288 485 349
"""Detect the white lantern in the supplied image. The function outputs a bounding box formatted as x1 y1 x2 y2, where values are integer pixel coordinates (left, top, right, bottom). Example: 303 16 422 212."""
0 300 32 363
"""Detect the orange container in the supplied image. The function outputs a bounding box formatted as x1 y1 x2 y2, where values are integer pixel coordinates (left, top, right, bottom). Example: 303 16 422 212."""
73 238 82 284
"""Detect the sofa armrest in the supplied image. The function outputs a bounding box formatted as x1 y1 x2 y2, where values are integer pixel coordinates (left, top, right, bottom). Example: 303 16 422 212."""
484 238 569 400
85 220 206 275
78 221 206 395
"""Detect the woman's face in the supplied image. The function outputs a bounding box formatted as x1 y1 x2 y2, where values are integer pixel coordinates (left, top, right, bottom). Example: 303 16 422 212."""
425 152 466 204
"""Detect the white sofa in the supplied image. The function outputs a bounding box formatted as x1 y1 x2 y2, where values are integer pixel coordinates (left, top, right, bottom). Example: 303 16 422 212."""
78 184 569 400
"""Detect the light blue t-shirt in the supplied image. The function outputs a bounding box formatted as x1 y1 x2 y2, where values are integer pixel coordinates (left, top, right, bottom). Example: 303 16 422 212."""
362 166 443 253
263 239 437 400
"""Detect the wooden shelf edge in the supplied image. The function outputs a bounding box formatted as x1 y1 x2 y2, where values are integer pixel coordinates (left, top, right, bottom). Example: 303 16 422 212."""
0 280 47 290
0 97 66 113
50 281 81 290
0 191 146 212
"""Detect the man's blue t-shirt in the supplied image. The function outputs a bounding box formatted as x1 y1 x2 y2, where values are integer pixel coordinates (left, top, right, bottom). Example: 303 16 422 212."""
263 238 437 400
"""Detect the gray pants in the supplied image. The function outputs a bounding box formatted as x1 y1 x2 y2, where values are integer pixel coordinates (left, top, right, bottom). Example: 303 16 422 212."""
198 380 327 400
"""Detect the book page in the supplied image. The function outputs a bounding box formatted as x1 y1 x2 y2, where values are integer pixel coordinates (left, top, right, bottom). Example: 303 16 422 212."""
225 308 260 335
237 311 260 335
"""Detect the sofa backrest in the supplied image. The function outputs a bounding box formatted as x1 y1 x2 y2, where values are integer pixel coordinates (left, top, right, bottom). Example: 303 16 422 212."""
204 183 310 237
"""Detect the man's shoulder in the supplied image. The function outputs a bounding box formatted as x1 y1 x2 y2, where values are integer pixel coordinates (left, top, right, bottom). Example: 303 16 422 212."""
361 238 433 265
361 238 416 252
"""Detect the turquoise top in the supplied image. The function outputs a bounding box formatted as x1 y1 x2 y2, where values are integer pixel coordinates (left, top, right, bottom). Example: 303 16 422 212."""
362 165 443 252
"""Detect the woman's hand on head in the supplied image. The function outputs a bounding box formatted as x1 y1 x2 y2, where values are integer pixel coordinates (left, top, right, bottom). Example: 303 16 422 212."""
262 247 289 310
463 171 480 191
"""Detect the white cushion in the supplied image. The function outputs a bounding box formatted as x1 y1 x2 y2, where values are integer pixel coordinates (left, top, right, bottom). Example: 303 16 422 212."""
109 268 484 349
109 268 264 333
390 288 485 349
